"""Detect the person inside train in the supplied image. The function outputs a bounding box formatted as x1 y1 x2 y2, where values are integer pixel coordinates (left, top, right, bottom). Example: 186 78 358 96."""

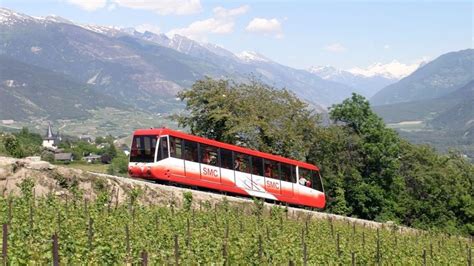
234 157 242 171
299 176 308 186
202 151 211 164
264 164 272 178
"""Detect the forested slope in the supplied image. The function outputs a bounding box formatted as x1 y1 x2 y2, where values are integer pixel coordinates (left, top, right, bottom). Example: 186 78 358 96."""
176 78 474 235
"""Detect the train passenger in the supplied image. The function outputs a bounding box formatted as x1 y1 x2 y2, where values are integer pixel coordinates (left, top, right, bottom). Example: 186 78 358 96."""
264 165 272 177
234 157 241 171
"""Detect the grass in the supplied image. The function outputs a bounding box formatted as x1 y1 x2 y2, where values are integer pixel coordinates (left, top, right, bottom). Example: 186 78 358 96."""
60 162 109 174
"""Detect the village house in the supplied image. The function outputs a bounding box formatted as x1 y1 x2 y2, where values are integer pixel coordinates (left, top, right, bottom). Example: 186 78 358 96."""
54 152 73 162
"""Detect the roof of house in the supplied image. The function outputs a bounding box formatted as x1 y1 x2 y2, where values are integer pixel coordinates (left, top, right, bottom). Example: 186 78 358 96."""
54 153 73 160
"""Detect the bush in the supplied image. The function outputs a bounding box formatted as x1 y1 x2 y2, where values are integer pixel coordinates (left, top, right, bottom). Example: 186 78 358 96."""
41 150 55 162
4 135 24 158
107 153 128 175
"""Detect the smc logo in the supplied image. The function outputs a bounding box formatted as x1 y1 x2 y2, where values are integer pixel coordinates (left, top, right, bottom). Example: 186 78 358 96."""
266 180 280 190
203 167 218 177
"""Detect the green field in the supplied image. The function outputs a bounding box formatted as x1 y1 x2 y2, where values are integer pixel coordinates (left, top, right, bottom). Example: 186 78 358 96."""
61 162 109 174
1 181 471 265
0 107 179 138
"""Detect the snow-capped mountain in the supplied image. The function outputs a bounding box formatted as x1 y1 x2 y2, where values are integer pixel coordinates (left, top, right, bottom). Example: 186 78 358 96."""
237 51 272 63
308 65 397 97
0 7 35 26
0 6 363 118
308 66 356 81
347 60 421 80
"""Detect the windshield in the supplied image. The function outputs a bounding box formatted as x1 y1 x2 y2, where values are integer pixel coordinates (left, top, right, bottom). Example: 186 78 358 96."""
298 167 324 192
130 135 157 163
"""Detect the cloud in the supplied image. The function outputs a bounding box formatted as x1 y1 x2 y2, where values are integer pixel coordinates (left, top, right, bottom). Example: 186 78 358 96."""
66 0 107 11
324 43 346 53
384 44 390 49
213 5 249 18
135 24 161 34
113 0 202 15
167 5 249 41
245 18 283 38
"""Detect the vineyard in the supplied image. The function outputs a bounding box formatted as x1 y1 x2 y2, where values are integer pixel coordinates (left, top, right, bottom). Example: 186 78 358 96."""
0 178 472 265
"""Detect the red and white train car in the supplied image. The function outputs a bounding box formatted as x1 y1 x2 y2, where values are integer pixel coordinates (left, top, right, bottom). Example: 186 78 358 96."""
128 128 325 209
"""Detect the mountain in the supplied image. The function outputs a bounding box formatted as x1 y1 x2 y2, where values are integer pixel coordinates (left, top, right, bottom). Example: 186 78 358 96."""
0 7 360 117
131 31 356 108
348 60 421 80
373 79 474 158
0 55 125 120
430 80 474 130
371 49 474 105
307 66 397 97
374 80 473 124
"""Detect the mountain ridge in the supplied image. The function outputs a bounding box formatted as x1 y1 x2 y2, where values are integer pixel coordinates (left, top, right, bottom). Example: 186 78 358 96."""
371 49 474 106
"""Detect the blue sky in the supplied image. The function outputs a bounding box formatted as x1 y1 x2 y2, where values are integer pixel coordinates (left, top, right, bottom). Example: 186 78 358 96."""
1 0 472 69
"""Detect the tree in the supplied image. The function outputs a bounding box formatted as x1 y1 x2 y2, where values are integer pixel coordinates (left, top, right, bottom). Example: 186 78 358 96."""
177 77 320 160
327 93 404 221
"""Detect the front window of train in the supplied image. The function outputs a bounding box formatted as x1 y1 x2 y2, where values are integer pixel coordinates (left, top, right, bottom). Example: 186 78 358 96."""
130 135 157 163
299 167 324 192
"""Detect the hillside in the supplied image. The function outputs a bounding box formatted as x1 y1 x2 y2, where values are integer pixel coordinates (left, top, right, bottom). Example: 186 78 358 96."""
373 80 474 158
430 80 474 129
0 55 125 120
0 156 470 264
371 49 474 105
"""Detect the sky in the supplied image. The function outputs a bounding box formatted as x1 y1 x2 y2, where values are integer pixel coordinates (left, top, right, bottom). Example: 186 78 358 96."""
1 0 472 70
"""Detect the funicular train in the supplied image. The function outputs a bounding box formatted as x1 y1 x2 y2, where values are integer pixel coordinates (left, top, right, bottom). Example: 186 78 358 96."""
128 128 325 209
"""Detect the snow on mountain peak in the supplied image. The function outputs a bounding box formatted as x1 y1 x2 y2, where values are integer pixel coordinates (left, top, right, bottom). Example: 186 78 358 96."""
0 8 34 26
237 51 270 63
347 60 421 79
79 24 123 36
308 65 347 79
43 15 73 24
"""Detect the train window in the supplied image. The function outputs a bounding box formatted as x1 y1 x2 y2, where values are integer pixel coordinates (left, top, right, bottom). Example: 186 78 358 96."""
298 168 323 191
263 159 279 179
251 156 263 176
220 149 233 169
184 140 198 162
169 136 183 159
199 144 218 166
130 135 157 163
312 170 324 192
280 163 294 182
157 136 169 161
234 152 250 173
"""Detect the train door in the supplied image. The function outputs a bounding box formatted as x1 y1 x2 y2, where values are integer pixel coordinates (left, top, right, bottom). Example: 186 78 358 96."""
250 156 266 193
167 136 186 178
219 148 235 186
183 140 200 179
279 163 295 198
234 152 257 192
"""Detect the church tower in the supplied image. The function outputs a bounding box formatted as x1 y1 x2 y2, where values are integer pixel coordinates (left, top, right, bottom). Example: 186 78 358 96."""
42 123 58 150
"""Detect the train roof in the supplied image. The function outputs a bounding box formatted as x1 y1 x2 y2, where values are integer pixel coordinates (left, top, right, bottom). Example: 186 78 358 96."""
133 128 319 171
